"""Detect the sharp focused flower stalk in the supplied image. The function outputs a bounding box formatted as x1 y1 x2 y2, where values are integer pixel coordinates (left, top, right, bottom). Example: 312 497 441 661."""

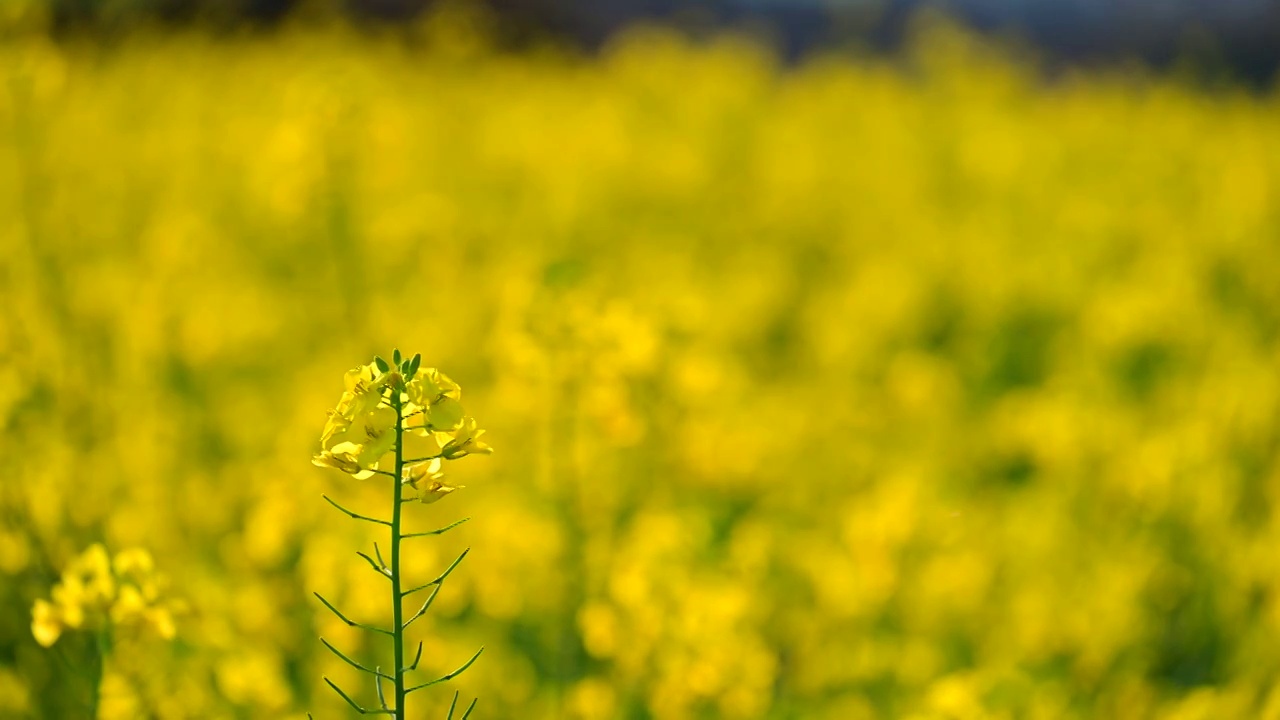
311 351 491 719
390 386 407 716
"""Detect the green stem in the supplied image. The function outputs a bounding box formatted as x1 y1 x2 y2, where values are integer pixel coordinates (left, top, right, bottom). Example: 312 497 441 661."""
391 392 407 718
92 628 108 720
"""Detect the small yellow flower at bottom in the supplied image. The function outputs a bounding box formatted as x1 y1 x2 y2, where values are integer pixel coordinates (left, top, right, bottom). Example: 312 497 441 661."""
31 544 179 648
31 600 62 648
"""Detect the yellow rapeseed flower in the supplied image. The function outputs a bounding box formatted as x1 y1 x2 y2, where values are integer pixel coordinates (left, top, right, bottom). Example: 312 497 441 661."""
31 599 61 648
112 548 154 577
402 457 462 504
31 545 178 648
311 441 371 478
404 368 465 432
441 417 493 460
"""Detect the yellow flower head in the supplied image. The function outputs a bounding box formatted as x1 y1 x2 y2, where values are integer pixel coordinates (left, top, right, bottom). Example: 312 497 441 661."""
31 545 178 648
67 543 116 606
316 353 492 496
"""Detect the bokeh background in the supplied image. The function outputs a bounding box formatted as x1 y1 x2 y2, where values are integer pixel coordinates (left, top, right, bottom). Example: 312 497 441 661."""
2 1 1280 718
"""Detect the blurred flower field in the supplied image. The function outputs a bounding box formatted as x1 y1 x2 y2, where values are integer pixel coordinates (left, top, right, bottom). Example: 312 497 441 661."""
1 13 1279 720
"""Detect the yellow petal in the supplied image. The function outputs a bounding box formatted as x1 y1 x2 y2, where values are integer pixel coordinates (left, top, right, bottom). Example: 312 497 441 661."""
110 585 147 624
402 428 444 459
113 548 155 577
320 410 352 449
343 364 376 393
418 481 462 504
147 608 177 640
313 443 365 475
403 458 444 487
31 600 62 648
441 418 494 459
426 397 464 431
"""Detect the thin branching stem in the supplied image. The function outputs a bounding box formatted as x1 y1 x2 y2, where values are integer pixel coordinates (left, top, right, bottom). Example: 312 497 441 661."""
322 495 391 527
402 584 441 630
402 517 470 539
446 691 459 720
324 677 394 715
375 668 389 711
320 638 393 680
405 648 484 694
356 552 390 578
408 641 423 671
314 593 393 637
460 698 478 720
401 549 470 598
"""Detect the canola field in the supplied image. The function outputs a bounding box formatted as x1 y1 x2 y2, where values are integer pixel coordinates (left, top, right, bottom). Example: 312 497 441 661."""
2 15 1280 720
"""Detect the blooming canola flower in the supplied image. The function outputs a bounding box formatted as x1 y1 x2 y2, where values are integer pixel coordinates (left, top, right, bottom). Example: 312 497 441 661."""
403 457 462 504
313 357 492 504
442 417 493 460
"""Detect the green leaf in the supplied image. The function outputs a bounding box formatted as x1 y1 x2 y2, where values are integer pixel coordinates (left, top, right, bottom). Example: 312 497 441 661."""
374 356 390 373
408 353 422 378
393 348 402 365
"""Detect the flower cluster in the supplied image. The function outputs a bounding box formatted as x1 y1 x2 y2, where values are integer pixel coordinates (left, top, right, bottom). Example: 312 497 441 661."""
31 544 178 648
312 353 492 503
